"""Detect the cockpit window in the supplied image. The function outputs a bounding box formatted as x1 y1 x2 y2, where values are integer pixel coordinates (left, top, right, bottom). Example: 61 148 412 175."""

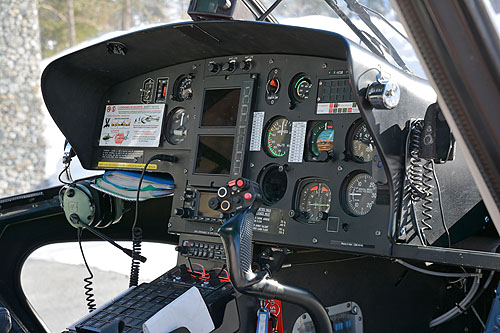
260 0 426 77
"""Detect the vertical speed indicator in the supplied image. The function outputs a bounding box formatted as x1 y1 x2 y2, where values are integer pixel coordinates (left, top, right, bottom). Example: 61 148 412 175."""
264 117 291 157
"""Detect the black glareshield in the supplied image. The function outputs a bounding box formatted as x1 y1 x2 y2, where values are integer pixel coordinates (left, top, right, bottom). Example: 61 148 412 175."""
216 178 333 333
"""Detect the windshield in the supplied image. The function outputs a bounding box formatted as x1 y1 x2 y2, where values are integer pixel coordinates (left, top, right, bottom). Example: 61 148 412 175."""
260 0 426 77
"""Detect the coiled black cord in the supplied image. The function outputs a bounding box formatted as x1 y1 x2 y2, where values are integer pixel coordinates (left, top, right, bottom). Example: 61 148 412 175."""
408 120 425 201
421 160 434 236
129 227 143 287
406 120 428 245
77 228 97 312
129 154 177 287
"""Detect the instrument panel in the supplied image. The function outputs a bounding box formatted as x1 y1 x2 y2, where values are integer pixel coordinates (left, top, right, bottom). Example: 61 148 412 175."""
91 53 391 256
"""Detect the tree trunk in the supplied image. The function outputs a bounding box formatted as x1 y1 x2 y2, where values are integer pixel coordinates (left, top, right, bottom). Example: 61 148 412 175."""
122 0 132 30
67 0 76 46
0 0 45 196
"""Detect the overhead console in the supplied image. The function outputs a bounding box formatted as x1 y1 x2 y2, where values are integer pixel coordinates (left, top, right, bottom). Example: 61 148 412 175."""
42 20 483 263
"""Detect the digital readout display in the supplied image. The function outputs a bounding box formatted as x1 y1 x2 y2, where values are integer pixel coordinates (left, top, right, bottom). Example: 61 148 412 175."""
195 135 234 175
201 88 240 126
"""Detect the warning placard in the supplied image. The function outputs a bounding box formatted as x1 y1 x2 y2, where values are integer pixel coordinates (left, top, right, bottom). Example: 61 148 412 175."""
99 104 165 147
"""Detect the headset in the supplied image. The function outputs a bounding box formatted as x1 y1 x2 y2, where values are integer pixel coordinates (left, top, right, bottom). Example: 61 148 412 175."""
60 180 124 229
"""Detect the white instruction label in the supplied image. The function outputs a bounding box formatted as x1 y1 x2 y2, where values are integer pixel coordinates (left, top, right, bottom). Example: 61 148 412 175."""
99 104 165 147
249 111 265 151
288 121 307 163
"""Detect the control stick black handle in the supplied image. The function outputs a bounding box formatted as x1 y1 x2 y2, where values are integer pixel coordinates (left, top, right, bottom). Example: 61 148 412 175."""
215 178 333 333
219 208 266 290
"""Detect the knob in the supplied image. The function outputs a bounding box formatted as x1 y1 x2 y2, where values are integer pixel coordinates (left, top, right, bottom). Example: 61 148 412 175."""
317 211 329 220
239 59 253 71
219 0 231 10
208 62 220 73
174 208 193 218
222 60 236 72
221 200 231 211
208 197 221 210
217 186 228 198
289 210 300 219
236 178 249 190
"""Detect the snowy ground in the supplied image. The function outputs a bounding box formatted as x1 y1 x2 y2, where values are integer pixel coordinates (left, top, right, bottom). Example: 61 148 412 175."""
22 242 178 332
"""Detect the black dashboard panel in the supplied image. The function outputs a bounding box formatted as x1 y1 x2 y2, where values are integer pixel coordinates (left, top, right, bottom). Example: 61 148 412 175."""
90 52 392 255
43 20 470 259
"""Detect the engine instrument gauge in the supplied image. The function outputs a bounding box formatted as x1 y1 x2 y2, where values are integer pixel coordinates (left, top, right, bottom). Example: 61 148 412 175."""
289 73 313 103
341 172 377 216
347 119 375 163
297 181 331 223
165 108 190 145
308 121 334 158
172 74 193 101
264 117 291 157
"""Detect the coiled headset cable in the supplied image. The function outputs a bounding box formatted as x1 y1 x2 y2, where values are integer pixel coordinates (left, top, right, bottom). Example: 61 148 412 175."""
77 228 97 312
129 154 177 287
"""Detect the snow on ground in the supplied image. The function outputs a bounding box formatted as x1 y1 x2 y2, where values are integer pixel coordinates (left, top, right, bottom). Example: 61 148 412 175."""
28 241 178 282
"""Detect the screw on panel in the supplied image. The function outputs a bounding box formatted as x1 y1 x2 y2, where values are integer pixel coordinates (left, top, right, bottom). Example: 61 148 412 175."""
210 226 214 232
168 222 172 228
317 97 321 102
312 237 318 244
323 269 328 275
322 63 328 69
192 65 197 70
183 168 188 174
338 165 343 172
375 230 381 236
485 216 490 223
251 74 258 79
249 163 255 168
319 81 323 86
269 59 274 64
352 306 359 314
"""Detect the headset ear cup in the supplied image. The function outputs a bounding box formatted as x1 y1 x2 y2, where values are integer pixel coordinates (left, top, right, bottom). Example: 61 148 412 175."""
97 194 113 228
76 181 102 227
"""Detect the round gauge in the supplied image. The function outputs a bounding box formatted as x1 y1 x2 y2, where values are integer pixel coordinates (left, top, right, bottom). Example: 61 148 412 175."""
264 117 291 157
341 172 377 217
259 164 287 204
309 121 334 157
165 108 190 145
298 181 331 223
173 75 193 101
289 73 313 102
348 119 375 163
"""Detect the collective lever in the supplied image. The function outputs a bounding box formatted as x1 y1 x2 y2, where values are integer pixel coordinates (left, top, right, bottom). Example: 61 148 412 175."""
213 178 333 333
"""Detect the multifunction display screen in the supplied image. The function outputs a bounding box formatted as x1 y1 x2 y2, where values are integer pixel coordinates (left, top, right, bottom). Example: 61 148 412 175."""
197 192 219 218
201 88 240 126
195 135 234 174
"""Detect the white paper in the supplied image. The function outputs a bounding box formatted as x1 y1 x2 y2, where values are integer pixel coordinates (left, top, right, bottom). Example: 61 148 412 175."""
99 104 165 147
143 286 215 333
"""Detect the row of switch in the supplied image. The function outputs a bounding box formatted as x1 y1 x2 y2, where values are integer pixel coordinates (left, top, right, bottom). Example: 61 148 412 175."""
207 58 253 74
178 240 227 261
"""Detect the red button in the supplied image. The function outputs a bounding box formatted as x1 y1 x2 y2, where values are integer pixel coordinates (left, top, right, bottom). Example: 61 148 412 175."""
237 179 244 187
244 193 252 200
228 180 236 187
270 79 278 87
162 86 167 97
